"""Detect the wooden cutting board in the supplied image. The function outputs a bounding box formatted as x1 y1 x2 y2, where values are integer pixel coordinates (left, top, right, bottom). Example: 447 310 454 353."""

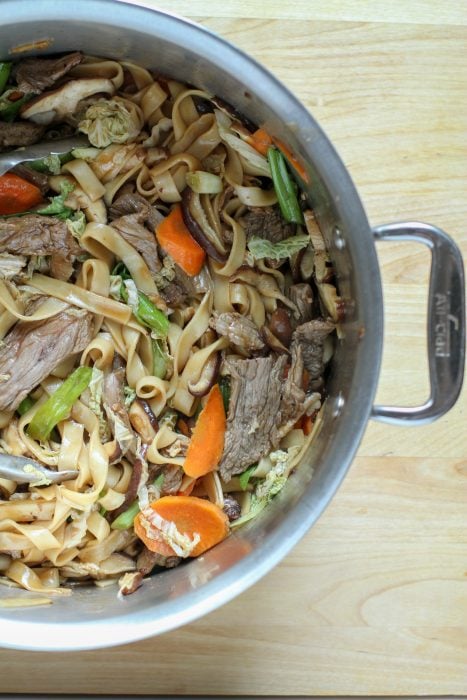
2 2 466 695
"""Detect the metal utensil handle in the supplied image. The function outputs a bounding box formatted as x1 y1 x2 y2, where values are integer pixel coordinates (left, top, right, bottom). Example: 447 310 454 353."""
372 221 465 425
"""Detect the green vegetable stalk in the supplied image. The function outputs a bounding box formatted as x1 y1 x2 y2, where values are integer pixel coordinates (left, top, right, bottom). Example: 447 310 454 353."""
27 366 93 441
37 180 75 220
111 474 165 530
152 338 168 379
17 396 35 416
238 464 257 491
218 376 231 414
267 146 304 224
111 500 140 530
115 262 169 338
0 62 12 95
0 90 33 122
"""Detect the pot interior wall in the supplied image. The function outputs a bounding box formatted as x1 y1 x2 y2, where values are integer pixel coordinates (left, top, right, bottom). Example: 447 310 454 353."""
0 1 383 650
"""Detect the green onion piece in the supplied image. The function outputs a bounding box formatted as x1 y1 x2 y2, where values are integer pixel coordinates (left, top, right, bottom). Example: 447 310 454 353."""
136 292 169 337
111 474 165 530
186 170 223 194
29 151 74 175
0 62 12 95
152 338 168 379
111 500 140 530
239 464 257 490
219 376 231 414
117 262 169 337
27 366 93 441
153 473 164 489
99 505 107 517
267 146 304 224
0 90 33 122
17 396 35 416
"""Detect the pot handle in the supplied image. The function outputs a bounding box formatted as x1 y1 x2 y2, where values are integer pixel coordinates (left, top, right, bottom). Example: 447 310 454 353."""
371 221 465 425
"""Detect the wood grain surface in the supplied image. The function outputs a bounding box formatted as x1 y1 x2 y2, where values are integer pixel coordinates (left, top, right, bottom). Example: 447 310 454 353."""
2 1 466 695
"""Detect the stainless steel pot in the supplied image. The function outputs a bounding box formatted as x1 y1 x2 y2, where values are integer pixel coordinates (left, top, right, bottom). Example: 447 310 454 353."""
0 0 464 651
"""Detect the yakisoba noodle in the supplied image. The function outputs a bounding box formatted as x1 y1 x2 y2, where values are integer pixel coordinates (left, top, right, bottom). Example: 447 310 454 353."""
0 52 341 600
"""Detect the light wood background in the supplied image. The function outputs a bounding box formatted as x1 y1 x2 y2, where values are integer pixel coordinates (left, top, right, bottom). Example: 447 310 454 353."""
2 1 467 695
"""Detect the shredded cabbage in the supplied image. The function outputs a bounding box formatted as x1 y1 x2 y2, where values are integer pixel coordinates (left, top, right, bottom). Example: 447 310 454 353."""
231 449 292 529
139 507 200 558
247 234 310 261
79 97 144 148
66 210 87 241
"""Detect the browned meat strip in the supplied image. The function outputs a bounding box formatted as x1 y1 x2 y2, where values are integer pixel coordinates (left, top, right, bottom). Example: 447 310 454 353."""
291 319 335 381
159 281 187 308
210 312 265 353
11 164 49 194
219 346 320 481
111 212 161 276
0 215 82 281
13 52 84 94
0 120 45 149
219 355 286 480
0 308 94 412
136 546 181 576
109 191 164 232
103 354 137 462
242 205 295 243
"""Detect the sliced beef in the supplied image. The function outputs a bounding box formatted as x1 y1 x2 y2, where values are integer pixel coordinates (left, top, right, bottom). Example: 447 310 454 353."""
13 52 84 94
210 312 265 354
111 212 161 277
109 191 164 233
0 308 94 412
219 355 286 480
0 120 45 149
0 215 82 281
219 347 320 481
291 319 335 381
159 281 187 308
136 546 181 576
242 205 295 243
103 354 137 462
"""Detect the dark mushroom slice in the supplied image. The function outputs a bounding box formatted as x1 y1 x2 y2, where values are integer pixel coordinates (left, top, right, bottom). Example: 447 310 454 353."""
260 325 289 355
268 307 293 347
181 187 228 263
20 78 115 124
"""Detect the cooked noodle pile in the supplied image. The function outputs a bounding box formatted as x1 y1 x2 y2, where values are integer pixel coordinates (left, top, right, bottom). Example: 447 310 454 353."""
0 53 342 598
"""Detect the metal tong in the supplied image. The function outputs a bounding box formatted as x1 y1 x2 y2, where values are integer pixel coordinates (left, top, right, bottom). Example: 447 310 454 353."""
0 453 78 485
0 135 90 177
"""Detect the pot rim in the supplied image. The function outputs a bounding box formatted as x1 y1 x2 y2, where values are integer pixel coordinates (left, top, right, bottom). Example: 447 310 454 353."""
0 0 384 651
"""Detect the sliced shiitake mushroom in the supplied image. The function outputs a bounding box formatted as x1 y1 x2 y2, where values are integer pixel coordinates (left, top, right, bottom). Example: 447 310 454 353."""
181 187 228 263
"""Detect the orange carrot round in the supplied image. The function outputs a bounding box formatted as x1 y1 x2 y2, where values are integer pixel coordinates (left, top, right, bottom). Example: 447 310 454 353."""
134 495 229 557
183 383 226 478
156 203 205 276
0 173 43 215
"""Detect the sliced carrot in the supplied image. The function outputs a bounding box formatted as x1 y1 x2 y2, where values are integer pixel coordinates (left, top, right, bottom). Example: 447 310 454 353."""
272 137 310 184
133 495 229 557
246 127 273 156
155 203 205 276
183 384 226 478
0 173 43 215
